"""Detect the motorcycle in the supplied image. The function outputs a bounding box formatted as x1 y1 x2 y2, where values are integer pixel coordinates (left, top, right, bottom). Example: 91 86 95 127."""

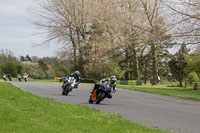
89 83 114 104
74 81 79 89
62 77 76 96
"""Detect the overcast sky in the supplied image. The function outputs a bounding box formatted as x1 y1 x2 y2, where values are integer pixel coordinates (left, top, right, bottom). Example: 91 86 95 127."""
0 0 58 58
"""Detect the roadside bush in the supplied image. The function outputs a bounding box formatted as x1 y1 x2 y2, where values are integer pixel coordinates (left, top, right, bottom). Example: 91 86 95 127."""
16 63 26 75
47 68 56 79
104 61 125 79
188 72 199 85
55 65 70 77
1 61 17 77
22 61 46 79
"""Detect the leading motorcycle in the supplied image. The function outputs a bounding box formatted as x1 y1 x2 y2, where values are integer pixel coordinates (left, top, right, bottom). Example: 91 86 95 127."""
89 83 114 104
62 77 76 96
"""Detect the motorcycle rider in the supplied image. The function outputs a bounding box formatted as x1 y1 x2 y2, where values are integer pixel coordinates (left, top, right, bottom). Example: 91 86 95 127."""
100 75 117 92
2 73 6 81
74 71 80 84
110 76 117 92
64 71 80 88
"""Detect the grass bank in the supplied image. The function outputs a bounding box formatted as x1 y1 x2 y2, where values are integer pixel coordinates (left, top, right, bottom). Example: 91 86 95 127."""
118 85 200 101
0 82 167 133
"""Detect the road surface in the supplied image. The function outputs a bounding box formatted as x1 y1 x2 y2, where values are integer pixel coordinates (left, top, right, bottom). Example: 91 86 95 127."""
12 82 200 133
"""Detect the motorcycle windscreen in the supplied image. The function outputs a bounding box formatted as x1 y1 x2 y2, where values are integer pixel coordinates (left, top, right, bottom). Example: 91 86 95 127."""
103 84 111 92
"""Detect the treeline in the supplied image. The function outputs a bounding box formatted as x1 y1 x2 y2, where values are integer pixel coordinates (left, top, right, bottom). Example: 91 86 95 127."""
0 50 70 79
30 0 200 85
1 47 200 86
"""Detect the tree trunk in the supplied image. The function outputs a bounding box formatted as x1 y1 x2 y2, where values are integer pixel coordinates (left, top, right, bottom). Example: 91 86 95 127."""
152 44 159 85
73 44 77 71
69 25 77 71
132 45 139 80
144 61 148 85
179 81 183 87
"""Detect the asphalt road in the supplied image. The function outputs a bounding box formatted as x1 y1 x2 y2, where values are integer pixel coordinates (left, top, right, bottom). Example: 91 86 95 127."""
12 82 200 133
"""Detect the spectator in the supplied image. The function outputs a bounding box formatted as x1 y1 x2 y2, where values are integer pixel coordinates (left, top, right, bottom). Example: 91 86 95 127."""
23 73 28 82
2 73 6 81
7 74 12 81
17 74 22 82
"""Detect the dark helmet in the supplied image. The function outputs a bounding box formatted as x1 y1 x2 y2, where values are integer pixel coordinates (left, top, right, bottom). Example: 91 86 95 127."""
110 76 117 84
105 78 109 82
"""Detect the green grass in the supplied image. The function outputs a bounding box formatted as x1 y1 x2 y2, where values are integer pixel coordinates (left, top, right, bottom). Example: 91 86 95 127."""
118 85 200 101
0 78 18 82
0 78 62 83
0 82 167 133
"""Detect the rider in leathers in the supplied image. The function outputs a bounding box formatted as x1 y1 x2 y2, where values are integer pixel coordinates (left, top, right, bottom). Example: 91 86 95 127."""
64 71 80 88
100 76 117 92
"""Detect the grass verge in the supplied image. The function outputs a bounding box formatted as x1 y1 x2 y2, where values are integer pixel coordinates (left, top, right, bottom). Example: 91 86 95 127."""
118 85 200 101
0 82 167 133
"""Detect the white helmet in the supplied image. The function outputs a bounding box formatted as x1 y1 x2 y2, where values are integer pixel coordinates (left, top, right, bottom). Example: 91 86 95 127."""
75 71 80 75
110 76 117 83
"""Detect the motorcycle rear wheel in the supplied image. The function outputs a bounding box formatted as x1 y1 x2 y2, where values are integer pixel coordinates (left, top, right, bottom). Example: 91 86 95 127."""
89 96 94 103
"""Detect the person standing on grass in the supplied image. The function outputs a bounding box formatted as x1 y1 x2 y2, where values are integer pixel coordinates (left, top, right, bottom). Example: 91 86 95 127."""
2 73 6 81
7 74 12 81
23 73 28 82
17 74 22 82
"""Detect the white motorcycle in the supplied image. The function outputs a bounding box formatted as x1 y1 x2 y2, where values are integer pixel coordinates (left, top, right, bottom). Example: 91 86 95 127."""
62 77 76 96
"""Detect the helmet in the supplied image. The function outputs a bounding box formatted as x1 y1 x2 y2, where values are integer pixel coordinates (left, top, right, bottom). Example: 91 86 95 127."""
105 78 109 81
110 76 117 84
75 71 80 75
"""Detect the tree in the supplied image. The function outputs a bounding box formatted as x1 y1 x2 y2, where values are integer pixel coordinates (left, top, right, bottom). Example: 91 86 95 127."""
38 59 49 79
163 0 200 50
47 68 56 79
185 52 200 76
104 60 125 79
26 55 32 62
16 63 26 75
0 49 17 65
31 0 173 82
32 56 40 63
31 0 92 71
38 59 49 71
55 65 70 77
1 61 17 77
20 56 26 62
22 61 46 79
188 72 199 85
168 43 189 87
140 0 171 85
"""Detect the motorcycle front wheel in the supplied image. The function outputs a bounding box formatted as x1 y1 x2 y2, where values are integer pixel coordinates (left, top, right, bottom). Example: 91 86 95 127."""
62 85 70 96
96 92 106 104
